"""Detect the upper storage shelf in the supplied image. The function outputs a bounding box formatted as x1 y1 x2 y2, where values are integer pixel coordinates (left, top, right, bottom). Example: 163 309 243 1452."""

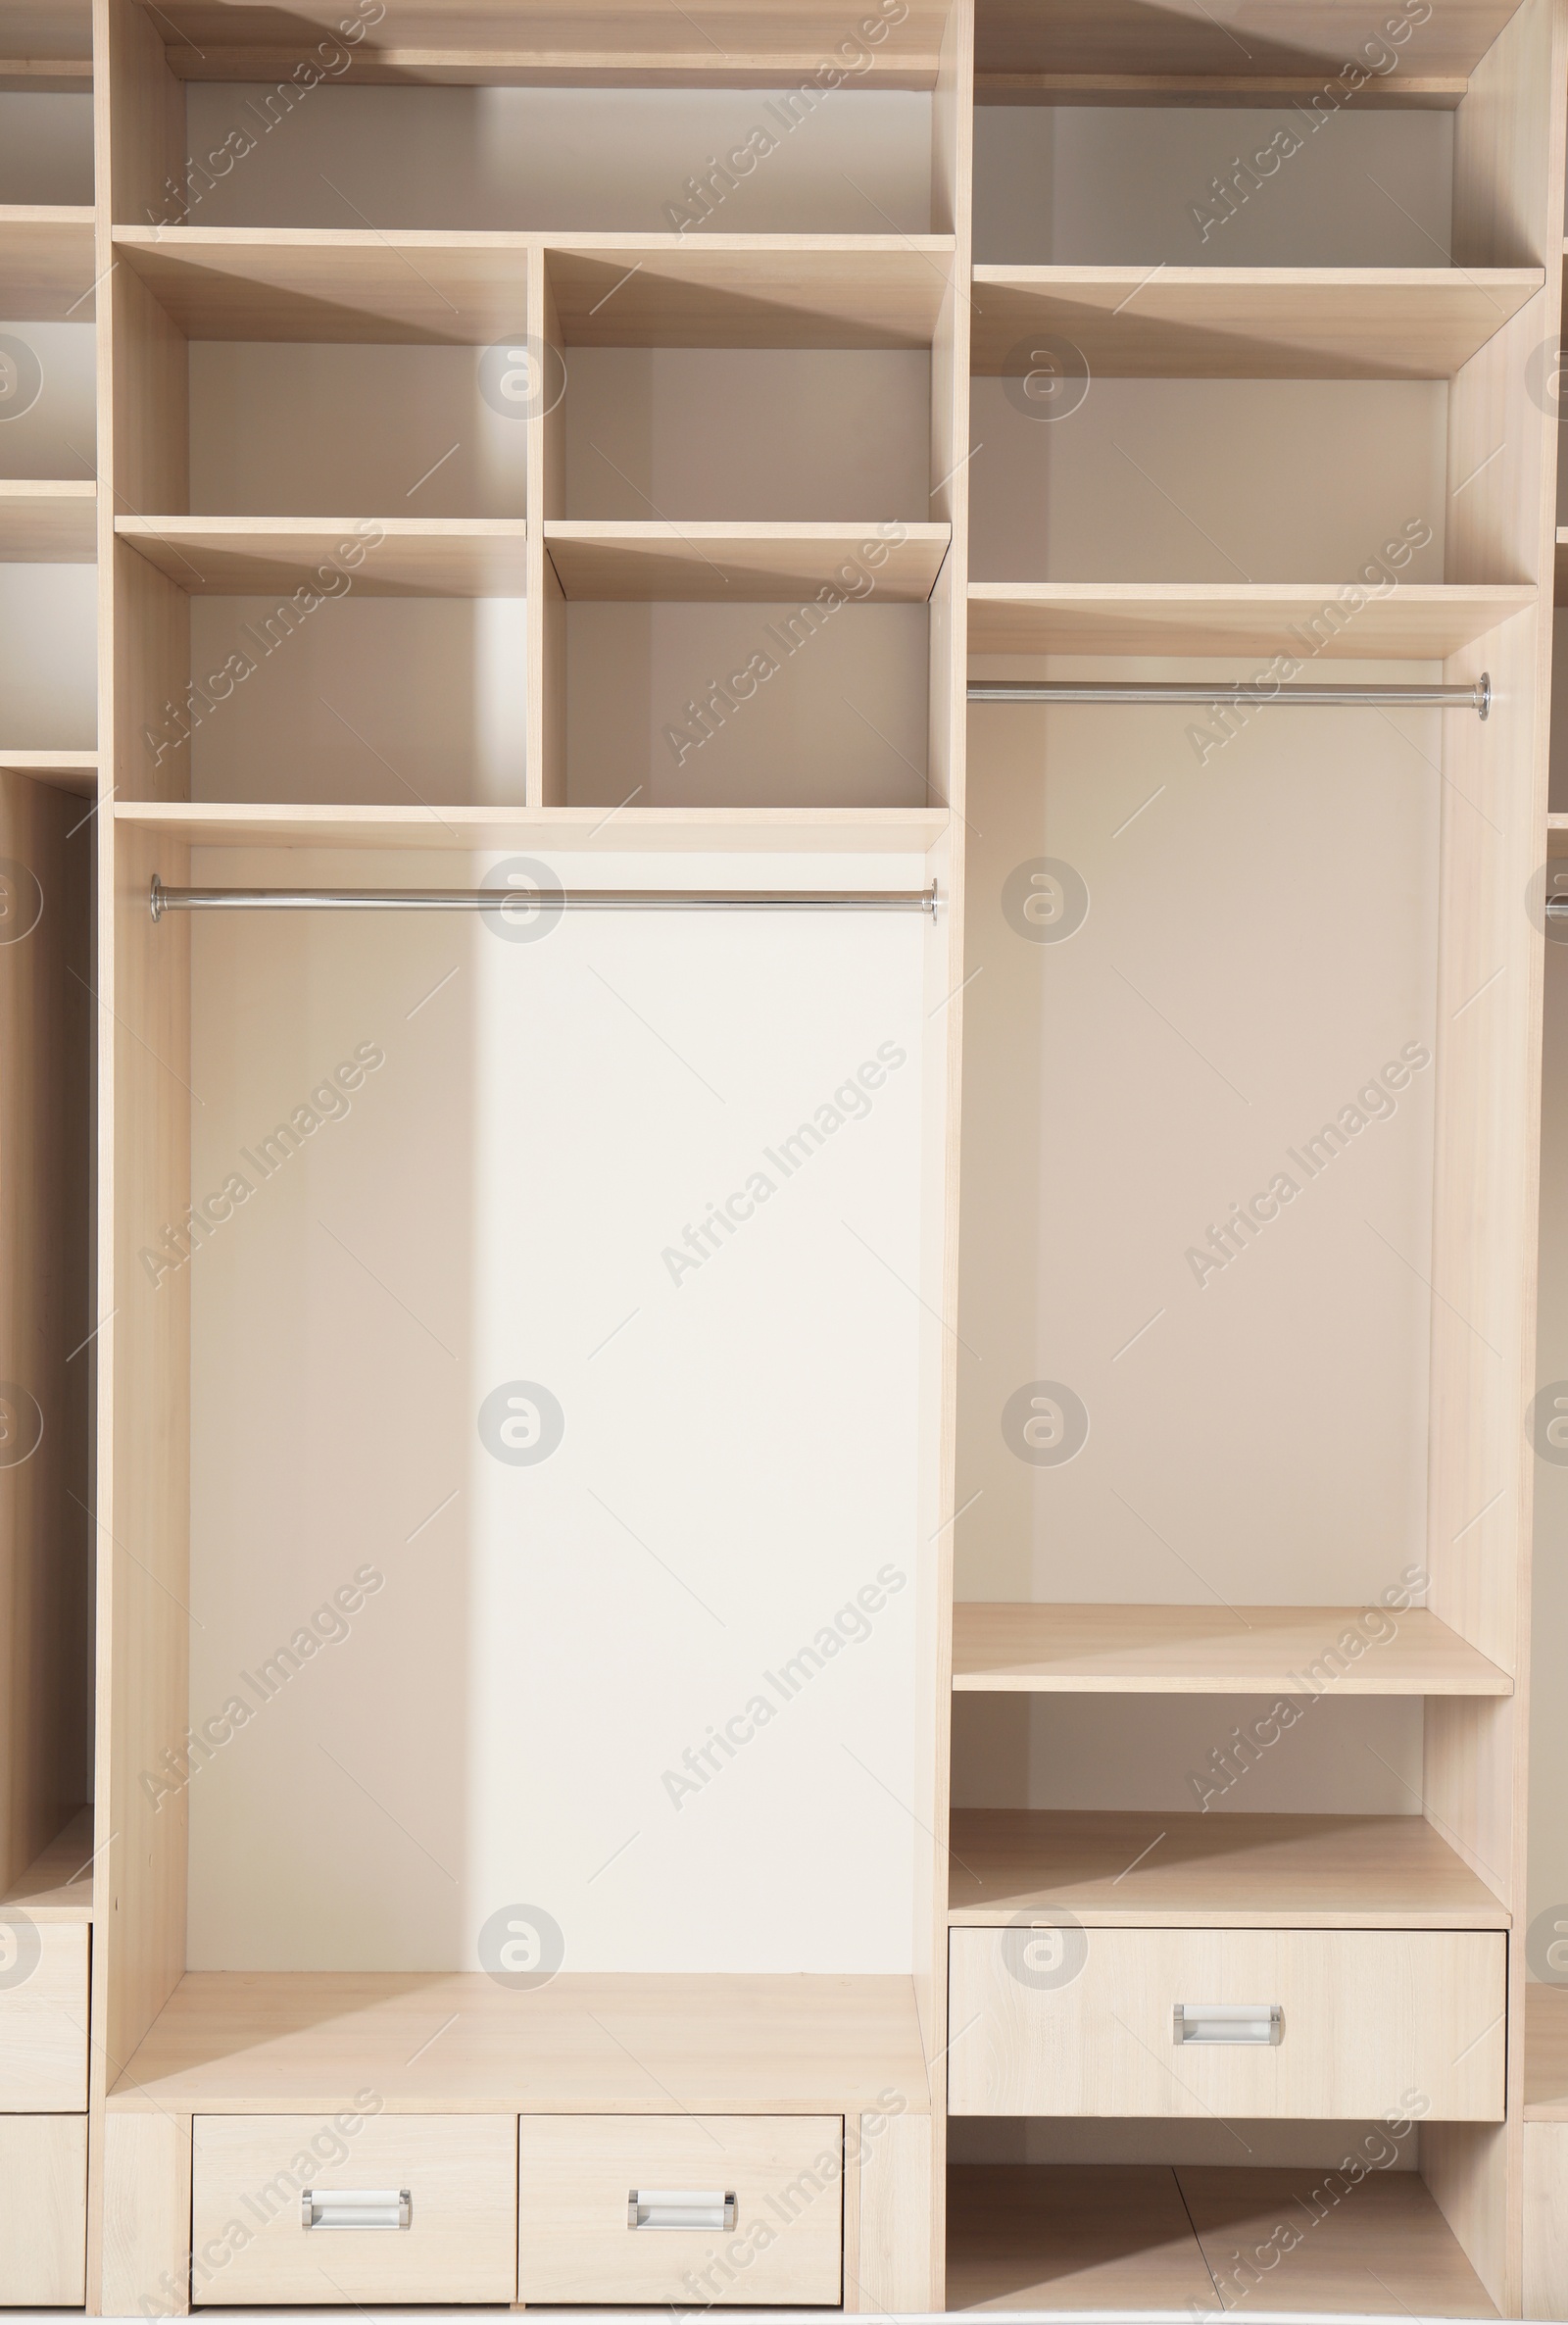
972 267 1544 379
113 231 953 347
0 6 89 91
953 1603 1513 1693
133 0 949 84
975 0 1527 104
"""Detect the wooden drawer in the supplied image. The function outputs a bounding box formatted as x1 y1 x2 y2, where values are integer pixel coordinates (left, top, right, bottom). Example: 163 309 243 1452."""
0 2116 86 2303
517 2114 844 2304
0 1921 87 2109
949 1927 1505 2119
192 2113 517 2304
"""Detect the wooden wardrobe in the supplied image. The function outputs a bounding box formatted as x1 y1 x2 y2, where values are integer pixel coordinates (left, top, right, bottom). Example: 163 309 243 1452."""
5 0 1568 2312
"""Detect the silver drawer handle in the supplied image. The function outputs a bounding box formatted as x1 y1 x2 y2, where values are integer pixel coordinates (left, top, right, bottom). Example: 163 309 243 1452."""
627 2189 737 2232
301 2188 412 2230
1173 2003 1284 2046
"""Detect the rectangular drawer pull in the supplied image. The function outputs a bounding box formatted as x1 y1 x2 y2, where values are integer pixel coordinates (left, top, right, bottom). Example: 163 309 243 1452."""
626 2189 737 2232
1173 2003 1284 2046
301 2188 413 2230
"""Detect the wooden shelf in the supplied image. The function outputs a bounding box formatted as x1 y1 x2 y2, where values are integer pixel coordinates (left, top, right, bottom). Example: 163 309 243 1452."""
545 520 949 602
113 229 533 344
948 2164 1495 2314
967 581 1536 660
0 205 95 319
115 802 949 853
113 228 954 348
1526 1985 1568 2117
949 2164 1216 2311
948 1809 1508 1928
1554 525 1568 605
0 1807 93 1922
0 751 96 795
549 237 952 349
952 1604 1513 1695
973 0 1522 106
972 267 1543 380
1549 812 1568 860
143 0 945 85
0 480 95 560
118 518 528 597
107 1970 930 2114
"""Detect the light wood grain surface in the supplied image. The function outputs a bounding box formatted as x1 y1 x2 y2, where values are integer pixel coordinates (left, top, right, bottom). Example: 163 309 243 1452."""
118 517 530 597
109 1971 932 2115
0 1806 93 1919
113 800 949 852
1178 2165 1498 2316
0 1921 88 2109
948 1927 1507 2120
0 206 95 319
0 753 97 795
967 581 1538 658
951 1602 1514 1694
0 2115 87 2305
101 2109 191 2319
947 2163 1218 2311
971 268 1544 380
141 2 948 85
545 519 949 601
548 238 952 348
114 228 532 344
0 481 97 560
1525 1982 1568 2115
948 1807 1509 1926
193 2112 517 2304
1524 2121 1568 2315
516 2114 842 2303
974 0 1523 97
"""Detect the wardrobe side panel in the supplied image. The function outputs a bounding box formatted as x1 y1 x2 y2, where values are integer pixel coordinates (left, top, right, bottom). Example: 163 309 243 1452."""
101 820 190 2072
852 2107 934 2313
527 250 564 808
101 2109 192 2318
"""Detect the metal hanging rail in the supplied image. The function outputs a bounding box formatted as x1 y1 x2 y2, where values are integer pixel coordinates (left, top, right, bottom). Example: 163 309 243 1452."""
149 875 940 920
968 674 1491 717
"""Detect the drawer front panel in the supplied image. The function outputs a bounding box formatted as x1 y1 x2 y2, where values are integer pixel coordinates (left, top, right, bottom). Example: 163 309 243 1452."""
0 2116 86 2303
949 1928 1505 2119
517 2114 844 2304
0 1921 88 2109
193 2113 517 2304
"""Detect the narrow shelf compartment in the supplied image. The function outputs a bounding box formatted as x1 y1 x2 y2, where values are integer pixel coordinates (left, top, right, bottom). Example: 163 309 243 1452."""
113 228 532 343
947 2163 1496 2315
144 3 943 85
0 478 93 557
1526 1986 1568 2118
114 801 948 852
546 520 949 602
0 1807 93 1921
967 581 1536 658
119 517 528 597
0 203 93 316
106 1970 931 2115
952 1604 1512 1695
972 268 1543 381
1555 524 1568 604
550 236 952 350
0 749 95 793
948 1808 1507 1928
973 0 1519 103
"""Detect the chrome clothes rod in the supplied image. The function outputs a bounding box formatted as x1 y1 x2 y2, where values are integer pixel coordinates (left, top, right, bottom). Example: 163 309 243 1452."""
149 875 939 919
969 674 1491 717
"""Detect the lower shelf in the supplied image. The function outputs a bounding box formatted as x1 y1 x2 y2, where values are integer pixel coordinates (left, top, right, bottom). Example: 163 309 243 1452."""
107 1970 929 2117
946 2163 1496 2315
